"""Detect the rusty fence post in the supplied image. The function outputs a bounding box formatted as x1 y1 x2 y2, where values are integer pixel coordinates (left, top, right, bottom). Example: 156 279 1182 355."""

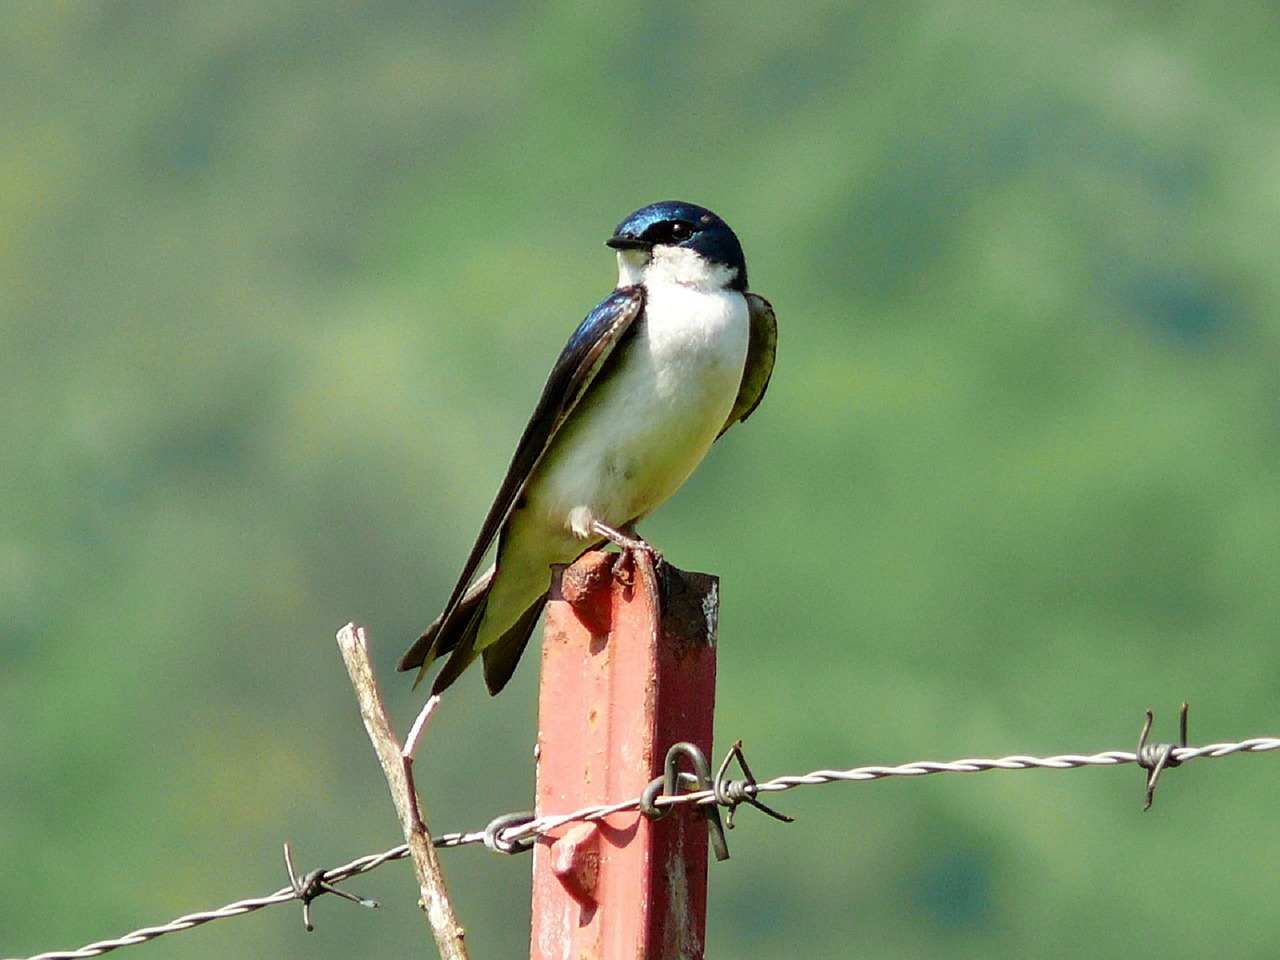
530 550 718 960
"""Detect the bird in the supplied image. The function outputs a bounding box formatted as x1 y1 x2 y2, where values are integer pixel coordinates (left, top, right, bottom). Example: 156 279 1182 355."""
398 200 777 696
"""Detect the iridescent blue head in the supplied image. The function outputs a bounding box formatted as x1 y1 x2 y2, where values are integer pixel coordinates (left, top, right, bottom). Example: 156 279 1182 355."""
606 201 748 293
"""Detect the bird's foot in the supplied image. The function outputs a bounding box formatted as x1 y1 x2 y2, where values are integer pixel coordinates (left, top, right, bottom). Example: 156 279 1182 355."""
590 521 666 591
611 544 666 588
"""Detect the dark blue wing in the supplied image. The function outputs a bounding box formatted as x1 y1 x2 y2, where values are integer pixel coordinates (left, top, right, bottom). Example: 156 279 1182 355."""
718 292 777 437
409 285 646 668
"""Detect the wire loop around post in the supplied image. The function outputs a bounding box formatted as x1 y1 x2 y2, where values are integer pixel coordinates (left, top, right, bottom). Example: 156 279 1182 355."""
639 742 731 861
482 812 537 854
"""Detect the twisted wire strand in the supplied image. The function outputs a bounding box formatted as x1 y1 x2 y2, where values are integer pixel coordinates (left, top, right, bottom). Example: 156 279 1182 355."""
9 735 1279 960
493 737 1280 846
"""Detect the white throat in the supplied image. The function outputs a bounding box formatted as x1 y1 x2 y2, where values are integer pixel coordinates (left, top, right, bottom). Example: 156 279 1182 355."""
615 246 740 293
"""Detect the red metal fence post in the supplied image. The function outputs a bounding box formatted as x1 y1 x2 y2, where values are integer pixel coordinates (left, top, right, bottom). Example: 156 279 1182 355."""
530 550 718 960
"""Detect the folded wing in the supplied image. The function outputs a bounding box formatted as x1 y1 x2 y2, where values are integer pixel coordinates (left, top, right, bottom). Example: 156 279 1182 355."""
398 286 647 685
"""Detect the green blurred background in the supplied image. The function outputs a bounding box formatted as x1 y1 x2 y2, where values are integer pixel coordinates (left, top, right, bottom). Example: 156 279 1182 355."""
4 2 1280 958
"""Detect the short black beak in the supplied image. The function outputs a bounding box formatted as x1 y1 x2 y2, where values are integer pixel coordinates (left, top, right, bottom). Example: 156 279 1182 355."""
606 234 652 251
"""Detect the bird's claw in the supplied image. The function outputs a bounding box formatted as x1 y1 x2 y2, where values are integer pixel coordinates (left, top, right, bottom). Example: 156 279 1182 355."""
611 549 635 585
610 543 664 588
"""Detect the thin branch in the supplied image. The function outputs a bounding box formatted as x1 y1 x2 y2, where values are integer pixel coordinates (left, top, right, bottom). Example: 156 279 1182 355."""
335 623 470 960
405 694 441 760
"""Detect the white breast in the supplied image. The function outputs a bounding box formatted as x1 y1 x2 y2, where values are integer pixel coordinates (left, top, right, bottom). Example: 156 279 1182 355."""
527 277 750 544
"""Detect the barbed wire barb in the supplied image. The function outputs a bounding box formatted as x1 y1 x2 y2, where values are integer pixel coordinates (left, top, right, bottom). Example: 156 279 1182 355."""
282 842 380 932
1136 702 1191 811
713 739 794 828
9 715 1280 960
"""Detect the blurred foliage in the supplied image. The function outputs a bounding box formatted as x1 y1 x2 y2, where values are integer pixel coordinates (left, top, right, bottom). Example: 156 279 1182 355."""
4 1 1280 958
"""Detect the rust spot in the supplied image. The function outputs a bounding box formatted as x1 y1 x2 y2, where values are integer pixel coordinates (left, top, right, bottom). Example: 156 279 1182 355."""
554 552 616 636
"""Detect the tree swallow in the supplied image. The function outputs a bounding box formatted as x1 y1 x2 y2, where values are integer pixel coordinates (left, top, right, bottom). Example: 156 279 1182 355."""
398 201 777 696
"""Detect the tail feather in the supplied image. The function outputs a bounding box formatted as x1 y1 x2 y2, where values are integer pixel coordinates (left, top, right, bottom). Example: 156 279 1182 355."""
398 568 494 686
401 567 547 696
480 593 547 696
427 607 485 694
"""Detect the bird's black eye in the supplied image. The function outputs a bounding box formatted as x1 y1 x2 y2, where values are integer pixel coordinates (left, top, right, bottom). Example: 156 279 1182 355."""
667 221 694 242
642 219 697 245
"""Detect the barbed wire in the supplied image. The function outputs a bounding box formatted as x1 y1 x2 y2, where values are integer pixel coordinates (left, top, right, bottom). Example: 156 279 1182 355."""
9 719 1280 960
